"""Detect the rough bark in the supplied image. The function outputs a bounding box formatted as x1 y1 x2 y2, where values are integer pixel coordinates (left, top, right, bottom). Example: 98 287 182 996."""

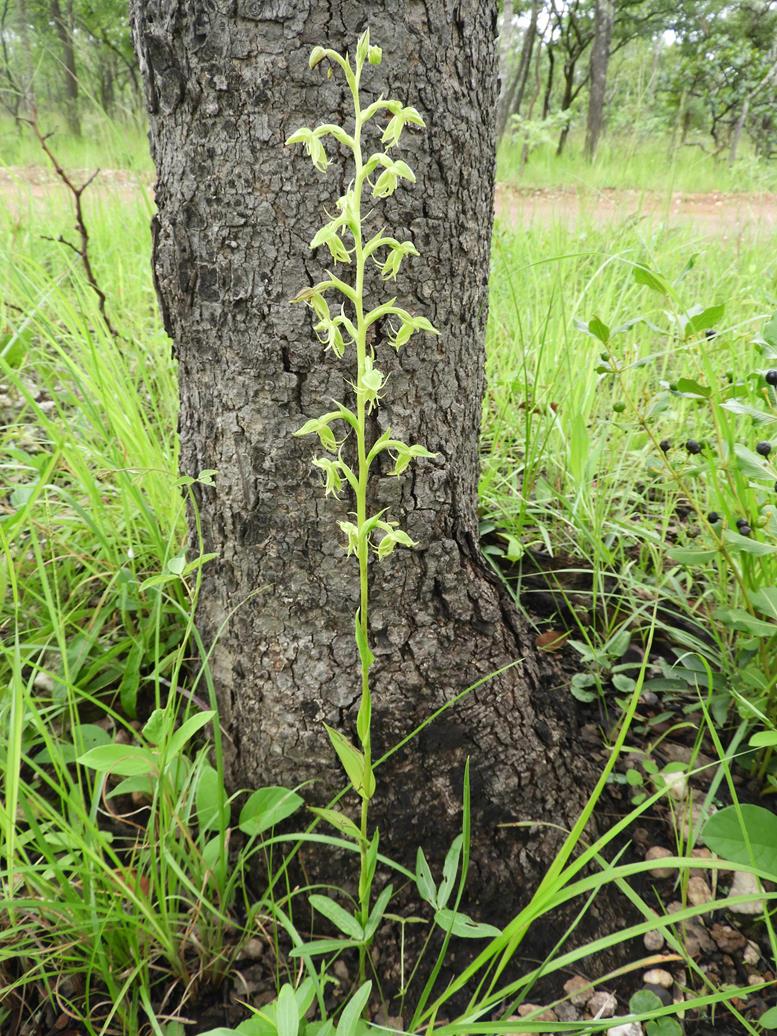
584 0 614 159
50 0 80 135
130 0 596 926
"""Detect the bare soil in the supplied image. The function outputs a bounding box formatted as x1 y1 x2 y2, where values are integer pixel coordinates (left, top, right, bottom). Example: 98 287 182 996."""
495 183 777 236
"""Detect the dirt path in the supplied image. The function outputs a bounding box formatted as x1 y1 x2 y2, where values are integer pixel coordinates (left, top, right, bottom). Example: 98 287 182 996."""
2 165 777 236
495 183 777 236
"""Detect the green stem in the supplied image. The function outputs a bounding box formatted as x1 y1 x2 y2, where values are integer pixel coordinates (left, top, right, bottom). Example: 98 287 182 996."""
351 57 374 987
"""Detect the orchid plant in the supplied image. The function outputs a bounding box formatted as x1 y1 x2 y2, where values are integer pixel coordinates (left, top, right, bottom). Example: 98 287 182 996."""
286 30 437 983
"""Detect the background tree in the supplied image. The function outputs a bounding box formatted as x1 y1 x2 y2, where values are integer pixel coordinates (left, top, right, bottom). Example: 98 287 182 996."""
585 0 614 157
497 0 542 143
49 0 80 134
129 0 597 918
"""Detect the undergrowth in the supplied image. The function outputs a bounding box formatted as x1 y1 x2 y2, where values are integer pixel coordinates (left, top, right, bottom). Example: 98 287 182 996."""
1 54 777 1035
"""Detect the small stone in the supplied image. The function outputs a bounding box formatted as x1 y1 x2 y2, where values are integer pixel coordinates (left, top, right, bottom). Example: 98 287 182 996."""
744 941 761 966
643 929 665 951
710 923 746 953
643 968 674 989
238 937 265 960
748 973 765 986
664 905 714 956
563 976 592 1007
33 671 56 693
687 876 713 907
645 983 673 1007
690 847 716 880
646 846 674 879
662 769 688 801
554 1002 579 1023
607 1024 643 1036
728 870 765 915
517 1004 557 1023
587 991 617 1018
333 959 349 981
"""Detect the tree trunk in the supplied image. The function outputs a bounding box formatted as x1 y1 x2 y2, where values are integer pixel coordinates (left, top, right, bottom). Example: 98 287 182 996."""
16 0 36 117
496 0 541 144
728 96 749 166
130 0 595 926
542 41 556 118
584 0 614 159
555 60 576 155
50 0 80 135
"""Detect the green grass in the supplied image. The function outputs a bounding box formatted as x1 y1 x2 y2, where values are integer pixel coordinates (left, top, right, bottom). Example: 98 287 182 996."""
483 214 777 727
0 114 153 173
2 143 777 1031
498 132 777 194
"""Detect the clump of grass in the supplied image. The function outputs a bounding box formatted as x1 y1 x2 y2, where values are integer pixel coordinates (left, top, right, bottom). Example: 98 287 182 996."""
498 132 777 195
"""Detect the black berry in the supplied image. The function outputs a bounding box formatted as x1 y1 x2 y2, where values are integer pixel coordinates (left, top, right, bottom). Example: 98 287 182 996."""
659 439 671 452
704 328 717 340
766 369 777 386
685 440 702 455
756 441 772 457
736 518 748 529
707 512 720 523
740 524 752 536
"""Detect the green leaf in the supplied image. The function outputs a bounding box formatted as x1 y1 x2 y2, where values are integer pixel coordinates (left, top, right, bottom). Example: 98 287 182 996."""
106 774 154 799
763 312 777 353
276 984 299 1036
415 847 437 907
197 764 229 833
673 376 711 398
78 744 155 777
438 834 462 910
723 530 777 556
749 731 777 749
309 894 364 940
364 883 393 940
760 1006 777 1030
702 804 777 877
684 303 724 338
167 553 187 575
750 587 777 620
309 806 361 841
720 399 775 423
324 724 375 799
713 607 776 637
118 643 142 718
734 443 774 478
202 833 228 889
354 610 374 671
336 981 372 1036
239 786 304 837
629 988 664 1015
288 938 357 958
433 908 500 939
167 710 215 758
294 977 319 1017
143 708 166 745
633 263 671 296
647 1017 682 1036
583 315 610 344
